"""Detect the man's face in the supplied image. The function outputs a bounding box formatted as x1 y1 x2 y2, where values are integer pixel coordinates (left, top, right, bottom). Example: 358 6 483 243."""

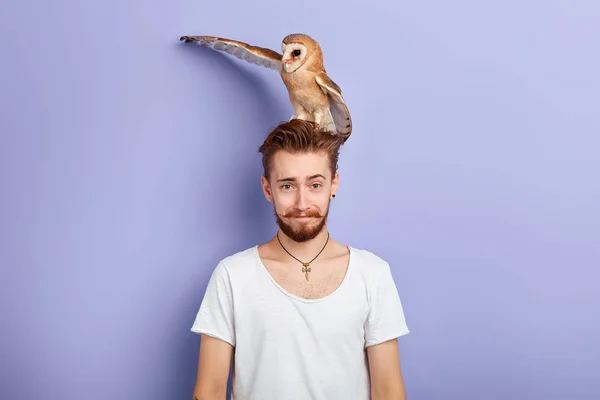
262 150 339 243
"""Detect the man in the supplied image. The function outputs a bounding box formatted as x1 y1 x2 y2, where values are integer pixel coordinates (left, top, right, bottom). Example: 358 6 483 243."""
191 119 410 399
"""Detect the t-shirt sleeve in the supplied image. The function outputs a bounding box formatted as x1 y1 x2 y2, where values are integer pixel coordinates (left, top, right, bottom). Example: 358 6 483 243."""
190 261 236 346
364 262 410 348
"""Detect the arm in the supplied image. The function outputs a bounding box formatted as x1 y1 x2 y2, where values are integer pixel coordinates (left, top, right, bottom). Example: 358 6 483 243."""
367 338 407 400
192 334 234 400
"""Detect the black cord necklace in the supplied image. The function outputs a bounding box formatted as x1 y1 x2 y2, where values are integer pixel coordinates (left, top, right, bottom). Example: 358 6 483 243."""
276 231 330 281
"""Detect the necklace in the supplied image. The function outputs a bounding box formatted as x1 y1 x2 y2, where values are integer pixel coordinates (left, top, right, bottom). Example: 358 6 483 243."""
276 231 330 281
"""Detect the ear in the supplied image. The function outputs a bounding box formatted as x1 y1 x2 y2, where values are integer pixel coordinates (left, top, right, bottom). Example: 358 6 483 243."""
331 172 340 197
261 175 274 203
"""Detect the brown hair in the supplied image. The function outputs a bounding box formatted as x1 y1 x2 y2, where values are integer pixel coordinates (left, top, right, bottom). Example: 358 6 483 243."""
258 119 346 180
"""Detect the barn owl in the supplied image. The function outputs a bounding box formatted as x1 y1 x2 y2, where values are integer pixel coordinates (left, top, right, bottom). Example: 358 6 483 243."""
180 33 352 141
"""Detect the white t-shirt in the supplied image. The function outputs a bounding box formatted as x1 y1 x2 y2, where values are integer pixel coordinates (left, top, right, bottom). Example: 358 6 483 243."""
191 245 410 400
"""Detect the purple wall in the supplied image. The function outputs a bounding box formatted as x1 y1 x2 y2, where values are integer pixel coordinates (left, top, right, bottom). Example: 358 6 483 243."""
1 0 598 399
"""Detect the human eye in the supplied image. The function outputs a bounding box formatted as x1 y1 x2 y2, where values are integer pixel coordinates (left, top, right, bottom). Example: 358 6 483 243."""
281 184 293 190
311 183 323 189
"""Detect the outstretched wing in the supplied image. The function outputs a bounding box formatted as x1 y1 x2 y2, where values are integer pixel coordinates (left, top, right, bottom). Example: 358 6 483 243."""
180 35 282 71
315 72 352 140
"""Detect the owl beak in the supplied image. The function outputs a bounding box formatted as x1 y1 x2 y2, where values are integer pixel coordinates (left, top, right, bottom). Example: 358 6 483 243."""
281 58 293 72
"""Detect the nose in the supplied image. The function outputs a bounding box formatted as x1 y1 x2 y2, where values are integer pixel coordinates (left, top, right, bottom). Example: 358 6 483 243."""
295 187 309 211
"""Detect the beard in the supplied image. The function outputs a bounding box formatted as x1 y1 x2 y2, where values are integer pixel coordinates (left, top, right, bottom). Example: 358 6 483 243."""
274 201 330 243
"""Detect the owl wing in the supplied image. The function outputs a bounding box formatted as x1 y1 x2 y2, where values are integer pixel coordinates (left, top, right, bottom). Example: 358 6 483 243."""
180 35 282 71
315 72 352 139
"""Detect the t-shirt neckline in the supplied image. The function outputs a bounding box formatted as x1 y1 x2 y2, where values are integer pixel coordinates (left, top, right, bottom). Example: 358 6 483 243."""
253 244 354 304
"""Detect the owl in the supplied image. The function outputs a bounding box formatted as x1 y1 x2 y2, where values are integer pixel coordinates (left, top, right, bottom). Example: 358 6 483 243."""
180 33 352 141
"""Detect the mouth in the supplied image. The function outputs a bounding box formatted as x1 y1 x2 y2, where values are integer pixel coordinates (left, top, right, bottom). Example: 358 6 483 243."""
281 211 321 219
289 214 321 220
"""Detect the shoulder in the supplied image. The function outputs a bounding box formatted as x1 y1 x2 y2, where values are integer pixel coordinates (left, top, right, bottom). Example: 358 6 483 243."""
349 246 391 277
220 246 257 268
210 246 259 280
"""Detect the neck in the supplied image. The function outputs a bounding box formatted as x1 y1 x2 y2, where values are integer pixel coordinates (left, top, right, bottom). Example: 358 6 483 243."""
276 227 330 262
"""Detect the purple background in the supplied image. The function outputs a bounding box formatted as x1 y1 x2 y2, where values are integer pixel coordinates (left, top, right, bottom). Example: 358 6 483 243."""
1 0 599 399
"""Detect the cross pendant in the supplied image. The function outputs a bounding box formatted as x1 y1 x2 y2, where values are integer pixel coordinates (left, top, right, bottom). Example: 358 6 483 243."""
302 263 311 281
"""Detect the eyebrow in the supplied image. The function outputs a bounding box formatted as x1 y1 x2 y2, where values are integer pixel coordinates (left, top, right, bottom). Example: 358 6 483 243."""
276 174 327 183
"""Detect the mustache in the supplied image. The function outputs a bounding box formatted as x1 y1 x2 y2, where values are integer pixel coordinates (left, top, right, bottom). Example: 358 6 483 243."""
280 210 323 218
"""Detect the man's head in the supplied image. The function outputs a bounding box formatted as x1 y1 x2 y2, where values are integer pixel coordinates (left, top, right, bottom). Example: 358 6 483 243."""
258 119 346 243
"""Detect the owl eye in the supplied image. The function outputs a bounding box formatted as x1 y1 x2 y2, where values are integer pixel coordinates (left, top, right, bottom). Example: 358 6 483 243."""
292 49 301 57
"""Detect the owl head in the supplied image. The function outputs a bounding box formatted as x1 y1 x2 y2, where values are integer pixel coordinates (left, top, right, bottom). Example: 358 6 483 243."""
280 33 323 73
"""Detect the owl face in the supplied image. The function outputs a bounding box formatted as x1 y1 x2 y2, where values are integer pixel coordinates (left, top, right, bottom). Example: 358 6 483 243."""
281 42 308 73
